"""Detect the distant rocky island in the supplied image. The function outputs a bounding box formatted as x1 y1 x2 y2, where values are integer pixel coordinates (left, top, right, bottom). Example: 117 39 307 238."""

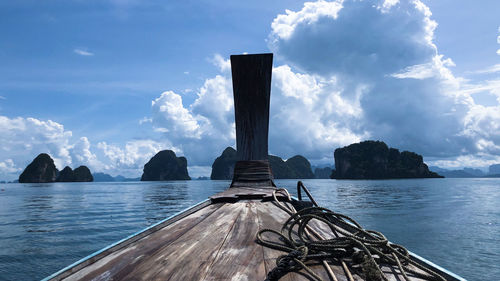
18 153 93 183
331 141 442 179
210 147 314 180
313 166 333 179
430 165 500 178
141 150 190 181
19 153 58 183
92 172 140 182
15 147 500 183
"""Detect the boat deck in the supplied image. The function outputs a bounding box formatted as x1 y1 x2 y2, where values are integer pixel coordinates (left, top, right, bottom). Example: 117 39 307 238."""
47 186 454 281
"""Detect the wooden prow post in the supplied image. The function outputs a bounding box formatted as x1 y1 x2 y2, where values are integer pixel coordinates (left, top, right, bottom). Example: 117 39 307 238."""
230 53 275 188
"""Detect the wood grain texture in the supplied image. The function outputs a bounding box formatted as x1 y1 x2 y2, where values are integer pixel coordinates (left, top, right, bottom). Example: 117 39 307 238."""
204 202 266 281
231 53 273 161
117 203 245 280
257 201 303 281
54 187 450 281
61 203 223 281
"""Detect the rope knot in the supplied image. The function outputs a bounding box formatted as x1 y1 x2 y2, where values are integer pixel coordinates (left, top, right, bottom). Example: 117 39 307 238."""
265 246 308 281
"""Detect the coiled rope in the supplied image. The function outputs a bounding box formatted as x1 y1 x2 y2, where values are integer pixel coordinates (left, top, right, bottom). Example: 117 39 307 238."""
256 186 447 281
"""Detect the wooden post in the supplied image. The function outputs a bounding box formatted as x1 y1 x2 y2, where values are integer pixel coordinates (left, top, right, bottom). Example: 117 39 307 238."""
230 53 275 188
231 53 273 161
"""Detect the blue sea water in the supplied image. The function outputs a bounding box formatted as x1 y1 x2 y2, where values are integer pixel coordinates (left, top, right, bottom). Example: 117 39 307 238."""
0 178 498 281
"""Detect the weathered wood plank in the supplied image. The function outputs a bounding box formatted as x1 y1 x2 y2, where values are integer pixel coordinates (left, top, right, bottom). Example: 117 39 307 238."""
204 202 266 280
256 201 302 281
62 203 223 281
116 203 245 280
56 194 445 281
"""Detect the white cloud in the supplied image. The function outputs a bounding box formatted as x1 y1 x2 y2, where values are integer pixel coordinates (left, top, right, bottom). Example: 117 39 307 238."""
0 116 74 179
97 139 179 176
210 54 231 73
0 116 73 169
428 154 500 170
266 0 491 160
0 159 21 174
148 0 500 170
0 115 178 180
151 74 234 165
269 65 366 158
152 91 202 138
69 137 103 169
270 0 343 41
74 48 94 56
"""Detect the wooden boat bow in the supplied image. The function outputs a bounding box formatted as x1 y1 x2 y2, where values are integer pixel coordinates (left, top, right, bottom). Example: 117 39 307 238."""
43 54 465 281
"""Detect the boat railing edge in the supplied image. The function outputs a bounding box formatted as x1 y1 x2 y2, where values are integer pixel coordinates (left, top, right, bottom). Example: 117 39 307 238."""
40 198 211 281
408 251 467 281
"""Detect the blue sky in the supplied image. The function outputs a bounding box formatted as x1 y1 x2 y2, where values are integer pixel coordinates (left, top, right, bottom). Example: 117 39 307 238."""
1 0 499 180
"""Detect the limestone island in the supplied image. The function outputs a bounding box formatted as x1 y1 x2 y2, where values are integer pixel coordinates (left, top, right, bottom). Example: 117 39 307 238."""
56 166 93 182
19 153 58 183
19 153 93 183
141 150 190 181
210 147 314 179
331 141 443 179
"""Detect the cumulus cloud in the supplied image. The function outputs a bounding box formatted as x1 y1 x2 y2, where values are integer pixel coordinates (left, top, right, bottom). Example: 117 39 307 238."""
270 0 343 41
269 65 366 158
0 115 174 180
266 0 500 163
0 116 101 179
69 137 103 169
149 0 500 170
151 73 234 165
0 116 112 179
0 116 73 171
152 91 202 138
97 139 177 176
210 54 231 73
